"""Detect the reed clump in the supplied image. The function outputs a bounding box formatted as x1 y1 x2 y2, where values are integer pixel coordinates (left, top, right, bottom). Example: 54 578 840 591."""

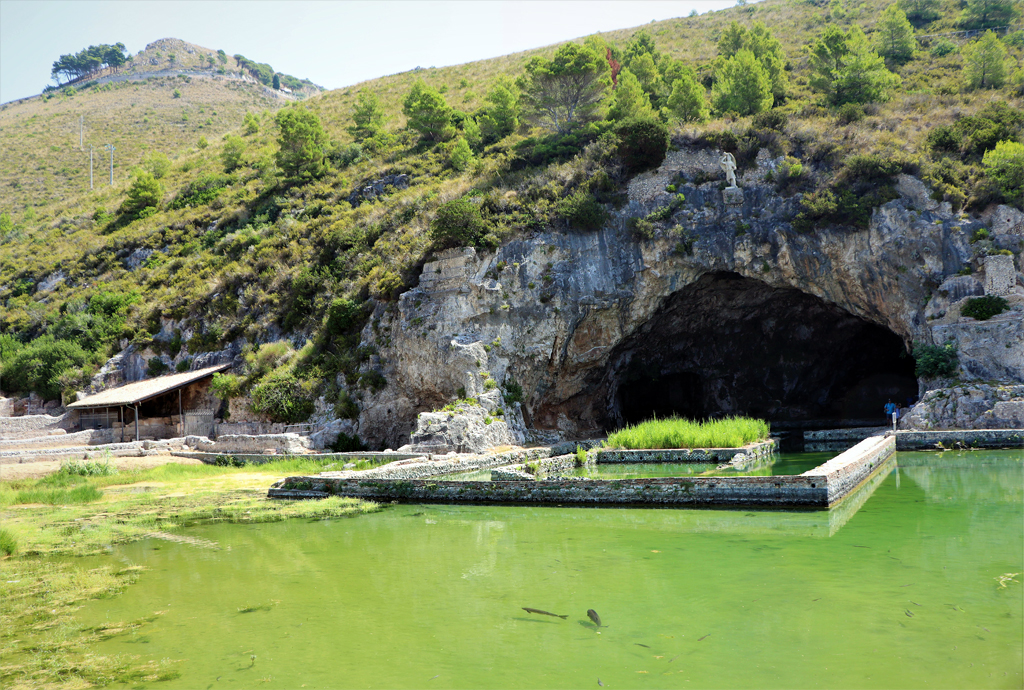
605 416 770 450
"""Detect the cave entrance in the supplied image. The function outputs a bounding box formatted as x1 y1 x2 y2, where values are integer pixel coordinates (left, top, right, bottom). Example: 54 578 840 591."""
597 272 917 441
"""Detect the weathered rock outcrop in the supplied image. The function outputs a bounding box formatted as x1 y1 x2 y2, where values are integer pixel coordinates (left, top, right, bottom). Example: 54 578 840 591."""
902 384 1024 430
353 149 1023 449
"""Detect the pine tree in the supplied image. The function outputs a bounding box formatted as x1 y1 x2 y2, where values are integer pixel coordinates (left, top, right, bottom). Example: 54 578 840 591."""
875 5 916 64
518 43 609 133
809 26 901 105
608 69 654 121
717 21 788 102
961 0 1022 30
963 31 1009 89
667 71 710 123
449 137 474 171
348 91 388 141
898 0 942 26
478 78 520 142
275 107 331 180
403 80 455 142
712 49 773 116
119 171 163 220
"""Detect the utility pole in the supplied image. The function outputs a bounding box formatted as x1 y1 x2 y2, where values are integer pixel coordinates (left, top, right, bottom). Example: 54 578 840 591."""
79 115 83 150
89 145 94 189
105 144 115 185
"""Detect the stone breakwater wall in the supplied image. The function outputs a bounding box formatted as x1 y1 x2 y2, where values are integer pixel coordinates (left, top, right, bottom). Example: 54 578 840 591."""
319 447 552 481
802 435 896 506
270 437 892 508
596 440 777 464
895 429 1024 450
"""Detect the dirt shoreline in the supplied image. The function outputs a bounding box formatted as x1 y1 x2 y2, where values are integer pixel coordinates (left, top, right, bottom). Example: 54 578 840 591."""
0 454 202 481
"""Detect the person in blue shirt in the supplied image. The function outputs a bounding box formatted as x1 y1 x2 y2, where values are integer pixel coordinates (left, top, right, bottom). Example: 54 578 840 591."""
884 399 896 418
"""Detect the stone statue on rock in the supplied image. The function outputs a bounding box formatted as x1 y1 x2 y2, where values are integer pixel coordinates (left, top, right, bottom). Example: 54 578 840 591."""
719 152 738 189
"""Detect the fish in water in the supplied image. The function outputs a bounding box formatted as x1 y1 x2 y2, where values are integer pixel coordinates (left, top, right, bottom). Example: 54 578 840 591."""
905 610 915 617
597 680 603 687
587 609 603 628
698 634 710 641
635 643 650 648
522 607 568 619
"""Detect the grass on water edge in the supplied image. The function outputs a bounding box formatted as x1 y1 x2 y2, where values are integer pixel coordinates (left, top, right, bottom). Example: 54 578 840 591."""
0 455 380 690
605 416 770 450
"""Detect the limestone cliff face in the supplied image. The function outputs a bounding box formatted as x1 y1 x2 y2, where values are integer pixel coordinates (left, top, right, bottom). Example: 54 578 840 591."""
353 150 1024 449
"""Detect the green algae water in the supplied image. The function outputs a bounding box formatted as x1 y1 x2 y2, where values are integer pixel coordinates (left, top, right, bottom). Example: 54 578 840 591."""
80 450 1022 689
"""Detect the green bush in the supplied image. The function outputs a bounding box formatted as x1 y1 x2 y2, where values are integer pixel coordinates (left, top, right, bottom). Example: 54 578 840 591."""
0 336 92 400
555 189 606 230
615 116 669 174
119 171 163 220
961 295 1009 320
930 37 958 57
325 298 362 336
250 369 317 423
430 198 488 248
170 173 232 209
329 432 367 453
146 357 169 377
503 379 524 405
982 140 1024 207
449 137 474 171
211 372 244 399
912 342 958 377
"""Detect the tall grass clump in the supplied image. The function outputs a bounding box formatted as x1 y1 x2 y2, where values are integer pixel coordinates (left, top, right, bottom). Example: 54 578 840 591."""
59 458 118 476
606 416 770 450
0 528 17 556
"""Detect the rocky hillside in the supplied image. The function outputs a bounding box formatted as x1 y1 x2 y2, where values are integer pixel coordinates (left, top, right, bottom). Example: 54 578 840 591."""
1 0 1022 448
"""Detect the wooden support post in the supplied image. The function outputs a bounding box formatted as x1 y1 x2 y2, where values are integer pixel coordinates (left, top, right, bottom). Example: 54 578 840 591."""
135 404 140 443
178 389 183 437
120 406 124 443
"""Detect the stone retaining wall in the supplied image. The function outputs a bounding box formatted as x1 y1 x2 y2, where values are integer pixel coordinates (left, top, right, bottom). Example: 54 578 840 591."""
596 439 777 464
491 453 581 480
895 428 1024 450
185 433 312 454
174 451 425 466
0 413 73 438
0 438 185 464
0 429 110 449
270 437 891 509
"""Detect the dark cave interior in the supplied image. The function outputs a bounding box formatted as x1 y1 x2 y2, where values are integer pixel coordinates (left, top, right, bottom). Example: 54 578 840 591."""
596 272 918 431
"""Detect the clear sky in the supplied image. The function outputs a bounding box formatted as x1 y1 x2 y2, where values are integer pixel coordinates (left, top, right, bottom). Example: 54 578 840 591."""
0 0 736 104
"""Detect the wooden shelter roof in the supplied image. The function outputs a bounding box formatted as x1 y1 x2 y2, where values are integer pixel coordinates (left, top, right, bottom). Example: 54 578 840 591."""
66 363 230 409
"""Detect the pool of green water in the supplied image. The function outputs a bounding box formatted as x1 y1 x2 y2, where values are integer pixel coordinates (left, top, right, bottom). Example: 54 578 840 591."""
440 452 832 481
79 450 1022 689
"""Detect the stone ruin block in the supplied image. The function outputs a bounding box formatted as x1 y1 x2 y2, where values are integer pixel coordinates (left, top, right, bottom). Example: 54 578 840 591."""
984 254 1015 296
722 187 744 206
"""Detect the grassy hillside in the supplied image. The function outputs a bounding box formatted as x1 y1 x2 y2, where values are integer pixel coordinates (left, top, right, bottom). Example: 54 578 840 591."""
0 38 318 213
1 0 1022 424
